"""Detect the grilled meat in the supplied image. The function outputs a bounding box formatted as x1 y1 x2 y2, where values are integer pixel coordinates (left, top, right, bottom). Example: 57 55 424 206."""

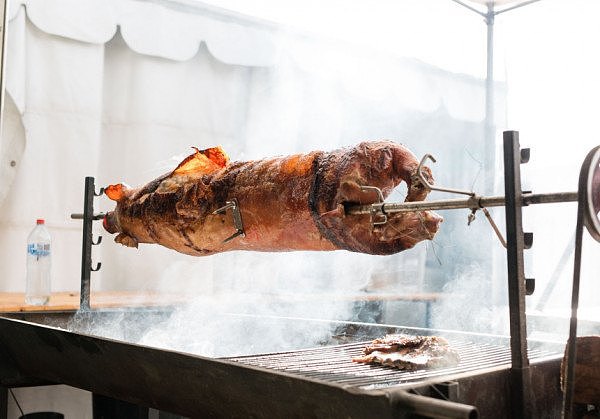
103 141 442 256
352 334 460 370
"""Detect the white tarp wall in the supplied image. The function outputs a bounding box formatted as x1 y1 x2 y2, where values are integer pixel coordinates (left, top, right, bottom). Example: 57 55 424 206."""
0 0 500 324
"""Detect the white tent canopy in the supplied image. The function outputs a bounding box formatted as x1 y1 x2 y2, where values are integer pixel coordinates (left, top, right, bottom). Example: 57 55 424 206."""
8 0 281 64
0 0 500 298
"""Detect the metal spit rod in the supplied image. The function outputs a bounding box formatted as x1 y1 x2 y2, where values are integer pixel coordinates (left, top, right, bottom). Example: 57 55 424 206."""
391 390 478 419
346 191 578 215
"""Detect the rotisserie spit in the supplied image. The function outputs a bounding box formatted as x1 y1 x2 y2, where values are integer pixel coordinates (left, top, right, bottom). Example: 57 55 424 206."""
102 141 442 256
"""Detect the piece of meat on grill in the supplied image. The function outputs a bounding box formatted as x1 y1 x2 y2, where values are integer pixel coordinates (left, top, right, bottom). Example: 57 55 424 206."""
352 334 460 370
102 141 442 256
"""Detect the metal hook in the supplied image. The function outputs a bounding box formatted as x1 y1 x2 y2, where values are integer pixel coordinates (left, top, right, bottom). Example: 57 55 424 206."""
95 187 105 197
91 262 102 271
92 235 102 245
417 154 475 197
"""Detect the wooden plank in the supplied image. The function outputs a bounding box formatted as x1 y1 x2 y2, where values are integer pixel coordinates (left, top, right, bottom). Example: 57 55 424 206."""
0 291 442 313
0 292 189 313
562 335 600 404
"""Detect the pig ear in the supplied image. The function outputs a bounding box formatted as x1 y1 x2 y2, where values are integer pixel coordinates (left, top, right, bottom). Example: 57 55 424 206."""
105 183 129 201
173 146 229 176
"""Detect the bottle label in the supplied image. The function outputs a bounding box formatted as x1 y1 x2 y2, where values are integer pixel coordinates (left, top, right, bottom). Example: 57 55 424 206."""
28 243 51 257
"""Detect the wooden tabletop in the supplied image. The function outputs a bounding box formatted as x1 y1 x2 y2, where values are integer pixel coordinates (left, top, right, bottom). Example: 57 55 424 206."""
0 291 190 313
0 291 443 313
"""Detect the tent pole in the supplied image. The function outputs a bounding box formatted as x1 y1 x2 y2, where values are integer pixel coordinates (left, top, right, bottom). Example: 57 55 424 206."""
0 0 8 137
450 0 547 193
484 2 495 195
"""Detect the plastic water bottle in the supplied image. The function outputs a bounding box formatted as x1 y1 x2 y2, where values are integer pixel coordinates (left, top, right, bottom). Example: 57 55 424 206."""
26 219 52 305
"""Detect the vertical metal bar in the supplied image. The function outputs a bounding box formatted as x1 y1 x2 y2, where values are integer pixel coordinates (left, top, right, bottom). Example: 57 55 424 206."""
0 387 6 419
562 186 586 418
484 4 495 196
0 0 9 137
80 177 95 311
503 131 531 419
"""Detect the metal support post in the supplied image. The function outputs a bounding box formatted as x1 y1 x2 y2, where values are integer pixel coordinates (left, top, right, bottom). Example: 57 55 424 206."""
78 177 103 311
503 130 532 419
0 387 6 419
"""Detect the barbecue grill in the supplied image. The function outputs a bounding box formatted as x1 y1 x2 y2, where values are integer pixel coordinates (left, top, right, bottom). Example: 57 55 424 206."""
0 131 597 418
0 311 563 418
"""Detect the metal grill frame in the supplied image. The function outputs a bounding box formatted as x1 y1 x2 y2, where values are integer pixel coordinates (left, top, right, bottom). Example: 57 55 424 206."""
0 312 566 418
225 337 562 391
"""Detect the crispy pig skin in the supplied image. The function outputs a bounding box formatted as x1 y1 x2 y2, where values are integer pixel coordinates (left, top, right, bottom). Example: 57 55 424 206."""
353 334 460 370
103 141 442 256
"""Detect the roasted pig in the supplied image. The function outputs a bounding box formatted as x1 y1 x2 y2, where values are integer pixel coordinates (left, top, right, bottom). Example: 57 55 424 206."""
352 334 460 370
103 141 442 256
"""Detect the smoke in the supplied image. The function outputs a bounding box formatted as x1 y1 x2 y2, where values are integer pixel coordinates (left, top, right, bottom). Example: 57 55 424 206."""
431 263 510 335
130 251 369 357
75 21 503 356
65 250 385 357
136 295 350 357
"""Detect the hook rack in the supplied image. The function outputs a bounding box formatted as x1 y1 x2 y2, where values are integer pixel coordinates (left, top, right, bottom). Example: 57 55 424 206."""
70 176 105 311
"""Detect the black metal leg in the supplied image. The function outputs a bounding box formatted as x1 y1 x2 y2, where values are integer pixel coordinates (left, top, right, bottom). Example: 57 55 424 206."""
93 394 149 419
0 387 7 419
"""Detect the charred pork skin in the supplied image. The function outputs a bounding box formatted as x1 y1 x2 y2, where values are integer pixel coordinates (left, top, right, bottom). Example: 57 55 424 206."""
352 334 460 370
103 141 442 256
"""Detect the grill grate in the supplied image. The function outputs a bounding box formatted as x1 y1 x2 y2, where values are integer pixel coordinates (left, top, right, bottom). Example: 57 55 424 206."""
226 338 562 390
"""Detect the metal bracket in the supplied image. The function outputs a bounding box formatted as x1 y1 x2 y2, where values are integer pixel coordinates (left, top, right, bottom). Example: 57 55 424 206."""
212 198 246 243
360 186 387 226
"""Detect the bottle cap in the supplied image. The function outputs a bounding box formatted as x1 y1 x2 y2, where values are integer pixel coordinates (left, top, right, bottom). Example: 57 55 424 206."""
36 219 45 225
